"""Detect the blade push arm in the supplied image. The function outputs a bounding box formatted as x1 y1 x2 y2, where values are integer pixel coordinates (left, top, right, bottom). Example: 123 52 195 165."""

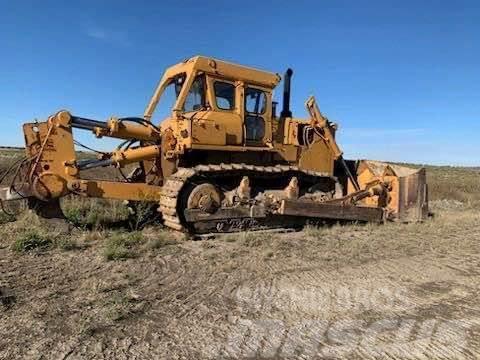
305 96 360 191
305 96 342 159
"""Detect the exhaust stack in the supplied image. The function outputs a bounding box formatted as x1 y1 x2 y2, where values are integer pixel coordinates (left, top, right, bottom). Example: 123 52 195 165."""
281 68 293 118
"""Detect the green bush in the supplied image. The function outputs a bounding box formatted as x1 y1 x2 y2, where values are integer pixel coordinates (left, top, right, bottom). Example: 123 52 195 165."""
127 201 161 231
64 207 84 227
103 232 144 261
62 197 131 229
12 231 52 252
63 204 102 228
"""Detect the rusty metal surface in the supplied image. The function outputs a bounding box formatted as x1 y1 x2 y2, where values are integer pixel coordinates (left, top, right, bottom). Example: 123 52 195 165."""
397 167 429 222
355 161 429 222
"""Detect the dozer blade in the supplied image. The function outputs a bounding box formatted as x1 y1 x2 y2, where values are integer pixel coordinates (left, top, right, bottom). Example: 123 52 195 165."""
354 160 429 222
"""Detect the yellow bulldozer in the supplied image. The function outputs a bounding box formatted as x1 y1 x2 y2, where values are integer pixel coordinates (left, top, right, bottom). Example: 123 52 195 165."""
0 56 428 234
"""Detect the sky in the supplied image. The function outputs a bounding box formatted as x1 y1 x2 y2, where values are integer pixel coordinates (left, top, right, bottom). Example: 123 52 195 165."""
0 0 479 165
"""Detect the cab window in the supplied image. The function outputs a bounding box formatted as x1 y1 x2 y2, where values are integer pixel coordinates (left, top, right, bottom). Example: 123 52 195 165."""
214 81 235 110
155 73 185 120
245 115 265 141
244 87 267 143
184 75 205 112
245 88 266 114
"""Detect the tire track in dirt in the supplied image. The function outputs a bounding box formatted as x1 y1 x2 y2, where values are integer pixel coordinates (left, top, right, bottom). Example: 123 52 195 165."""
219 250 480 359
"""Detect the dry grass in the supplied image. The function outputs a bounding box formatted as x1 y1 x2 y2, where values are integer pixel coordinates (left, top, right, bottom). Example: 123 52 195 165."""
62 197 130 229
426 165 480 207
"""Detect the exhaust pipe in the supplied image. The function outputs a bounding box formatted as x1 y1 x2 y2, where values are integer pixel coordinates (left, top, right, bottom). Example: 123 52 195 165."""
281 68 293 118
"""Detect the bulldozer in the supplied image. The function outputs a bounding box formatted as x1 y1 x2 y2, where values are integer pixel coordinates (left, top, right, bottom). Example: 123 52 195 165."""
0 56 428 234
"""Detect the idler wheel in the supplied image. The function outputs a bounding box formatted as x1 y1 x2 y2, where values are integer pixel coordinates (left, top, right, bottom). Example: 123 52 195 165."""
186 183 221 213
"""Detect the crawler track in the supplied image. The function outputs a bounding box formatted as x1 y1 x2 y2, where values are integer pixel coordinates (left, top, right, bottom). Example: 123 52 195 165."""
159 164 336 233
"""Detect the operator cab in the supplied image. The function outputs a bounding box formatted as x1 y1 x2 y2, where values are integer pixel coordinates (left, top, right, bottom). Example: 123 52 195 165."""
144 56 280 149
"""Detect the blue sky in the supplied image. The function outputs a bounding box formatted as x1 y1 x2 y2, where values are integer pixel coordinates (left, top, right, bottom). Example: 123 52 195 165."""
1 0 479 165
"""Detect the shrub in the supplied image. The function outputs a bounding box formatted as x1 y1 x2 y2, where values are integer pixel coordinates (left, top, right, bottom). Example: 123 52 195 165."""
127 201 161 231
64 207 84 227
103 232 144 261
62 197 131 229
12 231 52 252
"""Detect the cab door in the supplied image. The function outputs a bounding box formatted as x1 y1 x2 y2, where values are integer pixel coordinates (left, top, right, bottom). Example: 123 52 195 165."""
244 85 272 147
200 76 243 145
184 73 226 146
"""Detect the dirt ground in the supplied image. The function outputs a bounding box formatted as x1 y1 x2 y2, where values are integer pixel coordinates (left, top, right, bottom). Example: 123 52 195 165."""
1 199 480 359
